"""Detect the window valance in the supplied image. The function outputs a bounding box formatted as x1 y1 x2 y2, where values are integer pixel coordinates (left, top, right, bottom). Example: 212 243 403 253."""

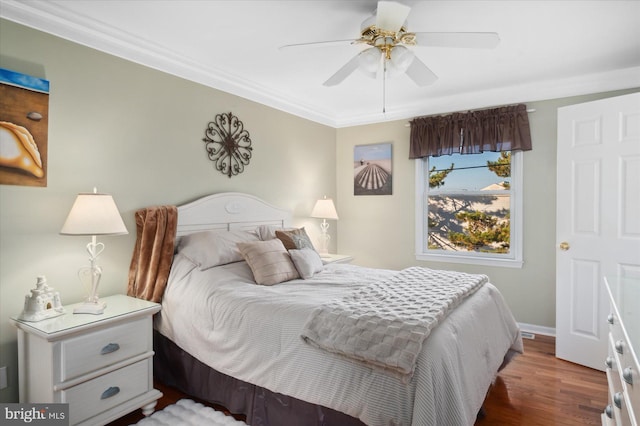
409 104 532 159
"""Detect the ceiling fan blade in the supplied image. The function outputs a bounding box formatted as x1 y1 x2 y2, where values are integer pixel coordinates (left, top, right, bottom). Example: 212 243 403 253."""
405 56 438 87
323 54 362 86
413 32 500 49
279 39 356 51
376 1 411 32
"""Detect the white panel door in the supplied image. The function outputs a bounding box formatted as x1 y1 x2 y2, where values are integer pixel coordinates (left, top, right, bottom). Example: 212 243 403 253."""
556 92 640 371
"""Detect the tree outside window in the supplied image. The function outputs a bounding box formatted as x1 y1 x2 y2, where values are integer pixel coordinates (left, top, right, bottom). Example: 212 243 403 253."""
419 151 522 267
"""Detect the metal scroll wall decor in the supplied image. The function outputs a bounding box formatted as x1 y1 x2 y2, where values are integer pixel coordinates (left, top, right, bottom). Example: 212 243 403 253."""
202 112 252 178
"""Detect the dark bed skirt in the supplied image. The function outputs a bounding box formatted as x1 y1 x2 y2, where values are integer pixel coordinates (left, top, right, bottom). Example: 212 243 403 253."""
153 331 366 426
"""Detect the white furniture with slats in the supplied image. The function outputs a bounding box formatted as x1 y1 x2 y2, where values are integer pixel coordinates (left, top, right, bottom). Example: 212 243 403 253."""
603 277 639 426
12 294 162 426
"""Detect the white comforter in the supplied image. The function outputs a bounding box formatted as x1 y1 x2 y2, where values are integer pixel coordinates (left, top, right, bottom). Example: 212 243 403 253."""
156 254 523 426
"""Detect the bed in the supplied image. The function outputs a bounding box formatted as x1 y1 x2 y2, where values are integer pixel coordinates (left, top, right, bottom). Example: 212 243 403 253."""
134 192 523 426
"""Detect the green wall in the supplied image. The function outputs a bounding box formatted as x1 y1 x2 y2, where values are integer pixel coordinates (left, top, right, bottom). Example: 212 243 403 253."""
0 19 336 403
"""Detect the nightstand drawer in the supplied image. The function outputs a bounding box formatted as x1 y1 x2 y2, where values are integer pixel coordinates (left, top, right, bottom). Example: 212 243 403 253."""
59 317 150 382
63 359 150 425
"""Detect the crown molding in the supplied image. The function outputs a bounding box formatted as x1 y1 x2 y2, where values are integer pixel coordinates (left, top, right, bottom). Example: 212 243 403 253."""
2 0 639 129
333 66 640 127
0 0 340 127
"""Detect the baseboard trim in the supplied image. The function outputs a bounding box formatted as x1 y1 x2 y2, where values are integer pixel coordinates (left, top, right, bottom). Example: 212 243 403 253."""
518 322 556 337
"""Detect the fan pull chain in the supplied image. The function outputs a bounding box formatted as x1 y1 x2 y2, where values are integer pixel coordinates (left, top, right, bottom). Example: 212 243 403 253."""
382 58 387 114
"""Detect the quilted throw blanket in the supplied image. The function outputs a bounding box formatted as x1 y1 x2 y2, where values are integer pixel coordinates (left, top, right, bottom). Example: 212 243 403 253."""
301 267 488 382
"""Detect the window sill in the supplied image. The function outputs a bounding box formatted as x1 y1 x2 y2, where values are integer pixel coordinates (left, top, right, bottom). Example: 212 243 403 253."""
415 252 524 269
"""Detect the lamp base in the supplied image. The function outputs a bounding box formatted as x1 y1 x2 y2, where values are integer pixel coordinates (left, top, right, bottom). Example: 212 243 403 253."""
73 300 106 315
318 220 330 254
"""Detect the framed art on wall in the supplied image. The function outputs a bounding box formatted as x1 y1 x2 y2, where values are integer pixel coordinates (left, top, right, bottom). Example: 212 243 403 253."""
354 142 392 196
0 68 50 187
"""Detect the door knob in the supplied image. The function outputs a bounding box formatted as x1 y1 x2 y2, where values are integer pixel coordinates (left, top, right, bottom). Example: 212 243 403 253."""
559 241 570 251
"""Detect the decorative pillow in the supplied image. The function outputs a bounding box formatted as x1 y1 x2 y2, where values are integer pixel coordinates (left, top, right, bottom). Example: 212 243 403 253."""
275 227 316 251
177 230 260 270
289 248 324 279
237 239 300 285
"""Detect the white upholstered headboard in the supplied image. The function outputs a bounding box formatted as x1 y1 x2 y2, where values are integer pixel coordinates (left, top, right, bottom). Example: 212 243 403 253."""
176 192 292 237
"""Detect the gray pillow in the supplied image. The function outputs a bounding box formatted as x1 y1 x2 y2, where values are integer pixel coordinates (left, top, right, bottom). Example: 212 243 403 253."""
289 248 324 279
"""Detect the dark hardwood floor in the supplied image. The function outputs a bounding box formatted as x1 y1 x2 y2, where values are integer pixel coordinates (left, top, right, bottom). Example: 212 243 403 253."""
109 335 607 425
476 334 607 425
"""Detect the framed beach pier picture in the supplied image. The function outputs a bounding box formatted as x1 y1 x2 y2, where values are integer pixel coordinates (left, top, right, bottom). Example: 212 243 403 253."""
353 142 392 196
0 68 50 187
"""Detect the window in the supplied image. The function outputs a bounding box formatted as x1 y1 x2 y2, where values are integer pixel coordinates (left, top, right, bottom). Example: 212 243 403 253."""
415 151 523 268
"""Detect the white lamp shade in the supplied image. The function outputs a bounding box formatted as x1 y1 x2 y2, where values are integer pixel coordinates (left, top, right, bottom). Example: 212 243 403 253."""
311 198 339 220
60 193 128 236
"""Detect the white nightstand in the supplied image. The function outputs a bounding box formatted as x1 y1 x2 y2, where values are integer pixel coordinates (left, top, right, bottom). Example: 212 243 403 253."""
11 294 162 426
320 253 353 265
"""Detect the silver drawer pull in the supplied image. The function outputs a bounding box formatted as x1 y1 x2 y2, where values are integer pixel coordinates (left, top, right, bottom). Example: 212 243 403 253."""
100 386 120 400
613 392 623 409
605 357 614 369
623 367 634 385
100 343 120 355
607 313 615 324
605 404 612 418
615 340 624 355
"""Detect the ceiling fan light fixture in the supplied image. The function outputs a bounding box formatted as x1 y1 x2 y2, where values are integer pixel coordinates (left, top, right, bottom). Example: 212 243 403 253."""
374 36 394 47
358 48 381 77
387 45 414 77
312 1 498 91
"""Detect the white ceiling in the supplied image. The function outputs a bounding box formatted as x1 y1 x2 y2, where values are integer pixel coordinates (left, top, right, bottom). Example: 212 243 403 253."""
2 0 640 128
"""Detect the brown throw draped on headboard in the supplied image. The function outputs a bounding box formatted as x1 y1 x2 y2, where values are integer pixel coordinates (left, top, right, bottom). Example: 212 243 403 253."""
127 205 178 302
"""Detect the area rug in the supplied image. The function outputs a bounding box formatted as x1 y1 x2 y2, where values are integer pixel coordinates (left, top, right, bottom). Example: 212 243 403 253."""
133 399 248 426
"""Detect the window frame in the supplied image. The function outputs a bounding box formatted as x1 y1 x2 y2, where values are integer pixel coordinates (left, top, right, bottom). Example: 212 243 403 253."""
414 151 524 268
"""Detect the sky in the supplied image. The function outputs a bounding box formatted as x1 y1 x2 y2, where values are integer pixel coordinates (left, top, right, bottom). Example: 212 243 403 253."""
354 143 391 162
0 68 50 93
428 151 507 191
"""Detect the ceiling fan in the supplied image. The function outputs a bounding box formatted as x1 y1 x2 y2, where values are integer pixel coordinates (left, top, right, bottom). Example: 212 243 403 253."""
280 1 500 90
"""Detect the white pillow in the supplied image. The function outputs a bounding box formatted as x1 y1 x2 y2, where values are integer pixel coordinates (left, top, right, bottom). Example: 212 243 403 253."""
177 230 260 270
256 225 294 241
237 239 300 285
289 248 324 279
256 225 278 241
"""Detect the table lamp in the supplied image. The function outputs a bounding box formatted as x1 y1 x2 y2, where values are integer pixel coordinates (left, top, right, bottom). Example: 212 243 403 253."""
60 188 128 314
310 196 339 255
